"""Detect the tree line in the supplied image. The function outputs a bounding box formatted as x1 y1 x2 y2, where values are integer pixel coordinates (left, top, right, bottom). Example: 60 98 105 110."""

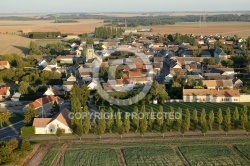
95 26 123 39
26 32 62 39
67 104 250 139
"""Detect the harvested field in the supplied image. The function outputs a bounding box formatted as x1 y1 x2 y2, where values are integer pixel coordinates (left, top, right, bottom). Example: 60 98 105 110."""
147 22 250 37
0 19 104 34
0 33 31 55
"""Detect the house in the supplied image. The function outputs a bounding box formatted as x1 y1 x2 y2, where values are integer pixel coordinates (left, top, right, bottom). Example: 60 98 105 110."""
233 78 243 87
63 81 75 92
202 80 233 89
32 108 72 134
183 89 240 102
0 61 10 70
164 73 174 84
47 61 58 69
44 86 64 96
102 39 120 47
78 67 93 82
200 51 211 57
210 68 235 76
214 48 229 62
87 79 98 90
37 60 48 68
0 87 10 101
11 92 21 102
23 95 63 115
55 55 73 64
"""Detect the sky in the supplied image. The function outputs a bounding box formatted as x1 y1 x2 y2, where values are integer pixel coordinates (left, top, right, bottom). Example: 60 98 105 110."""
0 0 249 13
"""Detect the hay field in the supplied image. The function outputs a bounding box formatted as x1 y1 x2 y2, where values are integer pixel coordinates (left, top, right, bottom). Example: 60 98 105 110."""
147 22 250 37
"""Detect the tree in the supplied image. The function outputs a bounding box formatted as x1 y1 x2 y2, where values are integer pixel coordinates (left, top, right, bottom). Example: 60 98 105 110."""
106 107 114 133
233 107 239 129
24 104 37 123
70 97 81 126
19 81 29 95
21 126 35 138
146 81 168 104
217 108 223 130
224 108 231 135
0 111 11 128
208 110 214 130
207 58 217 65
180 121 187 137
201 120 208 136
115 110 122 129
200 109 206 125
97 109 106 138
184 109 190 131
75 124 83 140
240 105 248 129
176 107 182 131
132 106 139 132
167 107 175 131
56 128 64 141
51 101 60 114
156 105 164 130
139 110 147 138
160 122 168 138
192 109 199 131
147 107 155 131
124 116 130 133
245 121 250 135
82 106 90 135
21 139 32 151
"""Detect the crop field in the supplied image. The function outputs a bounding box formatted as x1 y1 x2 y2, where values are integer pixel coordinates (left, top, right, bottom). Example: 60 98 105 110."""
110 102 250 115
35 140 250 166
64 149 120 166
122 147 183 166
235 145 250 160
179 145 248 165
40 144 63 166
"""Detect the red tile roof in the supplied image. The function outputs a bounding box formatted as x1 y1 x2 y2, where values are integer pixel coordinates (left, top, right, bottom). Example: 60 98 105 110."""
31 95 60 109
0 87 9 96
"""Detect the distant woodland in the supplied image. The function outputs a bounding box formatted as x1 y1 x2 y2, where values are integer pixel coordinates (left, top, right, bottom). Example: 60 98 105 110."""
0 13 249 27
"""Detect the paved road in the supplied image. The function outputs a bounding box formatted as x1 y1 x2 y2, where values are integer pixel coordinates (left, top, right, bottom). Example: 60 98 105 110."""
0 121 27 141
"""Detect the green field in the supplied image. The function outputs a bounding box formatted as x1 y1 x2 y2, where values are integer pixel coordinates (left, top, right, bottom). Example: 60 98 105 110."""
40 144 63 166
235 145 250 160
64 149 120 166
122 147 183 166
179 145 248 166
110 102 250 115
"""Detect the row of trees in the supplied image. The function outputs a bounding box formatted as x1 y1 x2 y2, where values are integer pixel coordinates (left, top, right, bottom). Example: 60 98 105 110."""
0 54 37 68
95 26 122 39
0 68 61 85
29 41 66 55
0 138 32 165
27 32 62 39
69 104 250 139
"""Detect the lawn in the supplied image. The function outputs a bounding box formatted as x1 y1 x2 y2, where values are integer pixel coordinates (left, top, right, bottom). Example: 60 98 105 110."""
122 147 183 166
64 149 120 166
235 145 250 160
179 145 248 166
40 144 63 166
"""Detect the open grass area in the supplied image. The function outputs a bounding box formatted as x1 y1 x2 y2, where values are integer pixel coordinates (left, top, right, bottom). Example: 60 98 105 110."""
64 149 119 166
179 145 247 166
110 102 250 115
122 147 183 166
235 145 250 160
40 144 63 166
